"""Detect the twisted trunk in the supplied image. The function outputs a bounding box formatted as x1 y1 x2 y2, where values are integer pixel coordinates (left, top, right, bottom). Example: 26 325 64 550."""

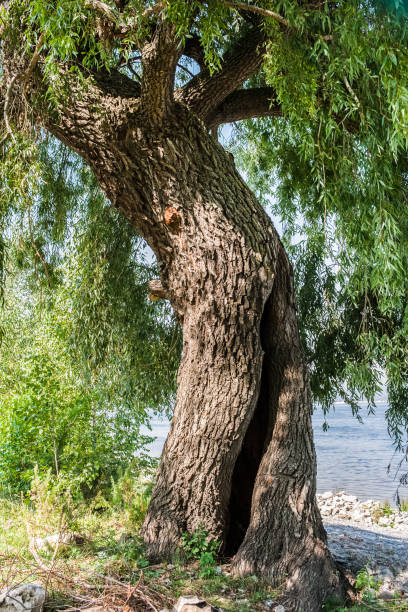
42 99 343 610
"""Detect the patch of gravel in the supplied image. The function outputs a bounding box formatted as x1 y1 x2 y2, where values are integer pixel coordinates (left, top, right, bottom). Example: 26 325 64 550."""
318 491 408 598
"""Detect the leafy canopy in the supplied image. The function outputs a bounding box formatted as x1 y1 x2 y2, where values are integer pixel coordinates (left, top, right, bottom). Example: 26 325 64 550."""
0 0 408 447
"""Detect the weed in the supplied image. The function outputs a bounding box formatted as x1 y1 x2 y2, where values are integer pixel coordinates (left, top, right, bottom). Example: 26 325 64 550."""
110 465 155 525
355 568 382 592
181 524 219 579
181 524 219 561
399 498 408 512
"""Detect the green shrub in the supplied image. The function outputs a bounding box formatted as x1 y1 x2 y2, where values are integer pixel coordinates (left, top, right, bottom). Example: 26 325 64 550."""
355 568 381 593
0 293 155 498
181 524 220 578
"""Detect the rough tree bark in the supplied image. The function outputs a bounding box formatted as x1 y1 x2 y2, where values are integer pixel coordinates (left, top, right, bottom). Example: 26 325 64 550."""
1 13 347 611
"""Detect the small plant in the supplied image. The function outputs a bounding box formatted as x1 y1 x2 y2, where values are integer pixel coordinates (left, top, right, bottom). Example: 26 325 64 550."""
110 465 155 524
97 531 149 567
399 498 408 512
181 524 219 578
181 524 219 561
199 551 217 578
381 501 393 517
355 568 381 593
372 501 394 522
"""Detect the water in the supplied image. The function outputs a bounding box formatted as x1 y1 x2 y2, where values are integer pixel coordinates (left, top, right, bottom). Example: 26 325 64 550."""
142 402 408 503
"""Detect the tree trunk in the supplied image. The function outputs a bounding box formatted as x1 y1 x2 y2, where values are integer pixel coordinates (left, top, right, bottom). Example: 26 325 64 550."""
231 247 343 609
130 114 345 610
39 96 344 609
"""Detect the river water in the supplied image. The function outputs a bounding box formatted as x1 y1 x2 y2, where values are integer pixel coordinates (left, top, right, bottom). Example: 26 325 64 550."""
142 402 408 503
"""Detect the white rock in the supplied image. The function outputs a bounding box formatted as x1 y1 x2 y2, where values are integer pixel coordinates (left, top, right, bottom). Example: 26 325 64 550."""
274 606 285 612
0 584 45 612
343 495 357 503
30 532 83 552
321 492 333 500
378 517 390 526
173 596 218 612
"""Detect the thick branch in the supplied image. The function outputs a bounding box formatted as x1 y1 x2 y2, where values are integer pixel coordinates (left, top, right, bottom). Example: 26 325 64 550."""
206 87 282 129
83 0 164 37
223 0 288 27
141 19 180 120
84 0 117 22
175 26 266 123
182 34 206 70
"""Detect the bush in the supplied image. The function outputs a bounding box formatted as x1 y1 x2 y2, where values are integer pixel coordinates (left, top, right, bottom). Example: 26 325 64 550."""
181 524 220 578
0 292 155 497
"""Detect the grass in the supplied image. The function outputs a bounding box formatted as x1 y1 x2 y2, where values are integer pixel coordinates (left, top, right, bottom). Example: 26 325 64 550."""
1 476 408 611
0 489 280 611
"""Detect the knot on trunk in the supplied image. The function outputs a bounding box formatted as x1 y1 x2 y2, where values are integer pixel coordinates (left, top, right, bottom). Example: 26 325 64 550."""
164 206 181 231
148 279 168 300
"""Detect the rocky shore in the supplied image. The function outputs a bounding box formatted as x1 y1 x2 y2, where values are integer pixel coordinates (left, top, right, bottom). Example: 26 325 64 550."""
318 491 408 598
318 490 408 528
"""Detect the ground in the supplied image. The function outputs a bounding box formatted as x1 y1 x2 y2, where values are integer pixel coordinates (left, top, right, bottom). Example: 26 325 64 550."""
2 483 408 612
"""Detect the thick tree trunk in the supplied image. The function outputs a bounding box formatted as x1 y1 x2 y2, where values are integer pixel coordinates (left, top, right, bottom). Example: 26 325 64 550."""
231 247 343 609
131 114 345 611
2 7 349 606
38 95 343 609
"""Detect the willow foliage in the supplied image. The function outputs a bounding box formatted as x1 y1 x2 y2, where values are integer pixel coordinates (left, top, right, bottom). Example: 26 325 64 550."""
0 0 408 447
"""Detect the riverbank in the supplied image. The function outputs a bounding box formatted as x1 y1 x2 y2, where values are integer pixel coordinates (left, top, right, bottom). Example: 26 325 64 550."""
1 490 408 610
317 491 408 600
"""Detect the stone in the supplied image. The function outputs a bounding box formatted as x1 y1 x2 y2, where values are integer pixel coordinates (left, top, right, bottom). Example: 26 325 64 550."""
30 532 84 552
172 596 218 612
321 491 333 500
343 495 357 503
378 517 390 526
379 567 394 580
378 590 395 601
264 600 276 608
274 606 285 612
0 584 46 612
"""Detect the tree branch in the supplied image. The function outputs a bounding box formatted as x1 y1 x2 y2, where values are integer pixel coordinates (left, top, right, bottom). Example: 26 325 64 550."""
84 0 118 22
182 34 206 70
223 0 289 27
141 19 180 120
23 32 45 92
82 0 164 38
206 87 282 129
175 26 266 123
143 2 164 18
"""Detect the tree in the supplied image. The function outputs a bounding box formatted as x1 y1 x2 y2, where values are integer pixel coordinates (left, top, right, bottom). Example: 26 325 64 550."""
1 1 408 609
